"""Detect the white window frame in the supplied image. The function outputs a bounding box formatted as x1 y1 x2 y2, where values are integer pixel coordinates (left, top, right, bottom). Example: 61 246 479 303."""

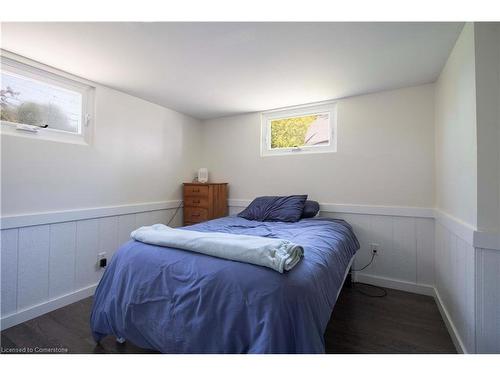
1 52 95 145
260 101 337 157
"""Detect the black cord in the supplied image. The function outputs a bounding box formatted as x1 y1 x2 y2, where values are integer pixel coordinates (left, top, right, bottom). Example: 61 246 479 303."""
353 282 387 298
167 201 183 226
350 251 388 297
351 251 376 272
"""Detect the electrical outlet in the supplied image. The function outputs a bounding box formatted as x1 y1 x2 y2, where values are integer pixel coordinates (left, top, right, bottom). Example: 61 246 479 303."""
369 243 380 255
97 252 107 268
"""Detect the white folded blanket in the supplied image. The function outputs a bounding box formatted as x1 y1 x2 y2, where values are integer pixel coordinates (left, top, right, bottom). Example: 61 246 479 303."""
130 224 303 273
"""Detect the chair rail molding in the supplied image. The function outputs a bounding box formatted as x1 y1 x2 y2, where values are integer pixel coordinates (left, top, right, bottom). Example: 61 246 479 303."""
228 199 435 218
0 200 183 230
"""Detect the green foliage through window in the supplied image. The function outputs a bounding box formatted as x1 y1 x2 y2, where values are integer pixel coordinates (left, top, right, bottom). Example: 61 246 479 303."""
270 113 330 149
270 115 318 149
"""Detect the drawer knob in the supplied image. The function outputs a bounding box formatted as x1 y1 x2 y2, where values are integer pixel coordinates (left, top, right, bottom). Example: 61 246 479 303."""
193 199 200 204
193 188 200 192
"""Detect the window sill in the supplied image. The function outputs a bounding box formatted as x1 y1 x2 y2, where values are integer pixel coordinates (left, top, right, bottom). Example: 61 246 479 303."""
0 121 90 146
261 146 337 157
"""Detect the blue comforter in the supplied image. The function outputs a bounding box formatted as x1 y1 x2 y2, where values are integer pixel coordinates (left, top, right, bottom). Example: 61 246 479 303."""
90 216 359 353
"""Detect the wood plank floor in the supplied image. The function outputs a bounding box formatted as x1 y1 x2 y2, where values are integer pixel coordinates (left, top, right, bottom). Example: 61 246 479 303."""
326 284 456 353
1 285 456 354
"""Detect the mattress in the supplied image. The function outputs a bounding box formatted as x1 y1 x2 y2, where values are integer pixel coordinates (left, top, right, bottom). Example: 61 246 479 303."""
90 215 360 353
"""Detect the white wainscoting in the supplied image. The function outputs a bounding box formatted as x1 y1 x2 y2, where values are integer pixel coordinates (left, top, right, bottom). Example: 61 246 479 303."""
432 209 500 354
324 213 435 294
229 200 436 295
475 247 500 353
3 199 499 353
434 218 476 353
0 201 183 330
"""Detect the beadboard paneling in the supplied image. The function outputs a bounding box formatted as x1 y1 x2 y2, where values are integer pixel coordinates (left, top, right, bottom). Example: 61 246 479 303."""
17 225 50 311
1 229 18 316
322 212 434 288
391 217 417 282
136 210 168 227
434 221 476 353
476 248 500 353
98 216 119 260
1 207 180 330
118 214 137 244
75 218 101 290
49 222 77 299
416 218 435 285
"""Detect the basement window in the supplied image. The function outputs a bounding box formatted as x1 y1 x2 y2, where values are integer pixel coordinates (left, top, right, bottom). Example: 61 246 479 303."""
261 101 337 156
1 54 94 145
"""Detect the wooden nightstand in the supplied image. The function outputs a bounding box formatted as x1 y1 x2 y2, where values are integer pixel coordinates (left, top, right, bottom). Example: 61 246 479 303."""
183 183 228 226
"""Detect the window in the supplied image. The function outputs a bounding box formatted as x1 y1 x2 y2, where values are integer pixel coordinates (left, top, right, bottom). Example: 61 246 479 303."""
1 54 94 144
261 101 337 156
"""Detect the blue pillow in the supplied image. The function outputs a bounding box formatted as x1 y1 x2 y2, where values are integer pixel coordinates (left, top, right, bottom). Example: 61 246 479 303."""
238 195 308 222
301 200 320 218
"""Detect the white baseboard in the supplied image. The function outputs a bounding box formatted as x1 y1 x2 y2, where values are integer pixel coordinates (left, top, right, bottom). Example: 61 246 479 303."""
353 273 435 296
1 284 97 331
433 288 467 354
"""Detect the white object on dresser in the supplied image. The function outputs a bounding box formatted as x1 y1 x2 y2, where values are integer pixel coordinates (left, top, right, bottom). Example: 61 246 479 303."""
198 168 208 183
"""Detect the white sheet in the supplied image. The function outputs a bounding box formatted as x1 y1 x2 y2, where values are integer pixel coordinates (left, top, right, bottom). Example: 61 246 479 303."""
131 224 304 273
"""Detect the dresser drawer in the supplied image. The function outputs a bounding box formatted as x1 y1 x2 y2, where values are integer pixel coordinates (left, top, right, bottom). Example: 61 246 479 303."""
182 182 228 226
184 207 208 223
184 196 209 208
184 185 209 197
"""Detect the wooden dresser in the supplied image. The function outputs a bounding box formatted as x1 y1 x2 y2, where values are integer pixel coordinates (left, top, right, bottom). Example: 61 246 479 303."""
183 183 228 226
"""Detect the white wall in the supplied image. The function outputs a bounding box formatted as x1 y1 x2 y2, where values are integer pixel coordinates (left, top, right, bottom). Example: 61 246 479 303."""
1 85 202 216
472 23 500 354
205 85 436 298
432 23 477 354
1 66 201 329
434 23 477 228
474 23 500 233
433 22 500 354
201 84 435 208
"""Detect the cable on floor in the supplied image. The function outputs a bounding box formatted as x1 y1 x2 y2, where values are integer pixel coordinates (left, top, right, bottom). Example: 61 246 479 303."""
352 282 387 298
350 251 388 298
351 251 376 272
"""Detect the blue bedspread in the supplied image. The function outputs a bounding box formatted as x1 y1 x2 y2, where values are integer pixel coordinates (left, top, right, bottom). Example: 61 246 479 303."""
90 216 359 353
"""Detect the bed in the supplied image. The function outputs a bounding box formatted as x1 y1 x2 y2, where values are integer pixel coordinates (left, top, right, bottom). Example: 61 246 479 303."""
90 215 359 353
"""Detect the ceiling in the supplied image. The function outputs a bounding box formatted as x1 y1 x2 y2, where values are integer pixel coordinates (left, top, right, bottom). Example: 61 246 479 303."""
1 22 463 120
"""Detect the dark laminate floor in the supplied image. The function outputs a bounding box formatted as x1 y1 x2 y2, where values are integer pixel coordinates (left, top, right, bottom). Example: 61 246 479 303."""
1 285 456 354
326 284 456 353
